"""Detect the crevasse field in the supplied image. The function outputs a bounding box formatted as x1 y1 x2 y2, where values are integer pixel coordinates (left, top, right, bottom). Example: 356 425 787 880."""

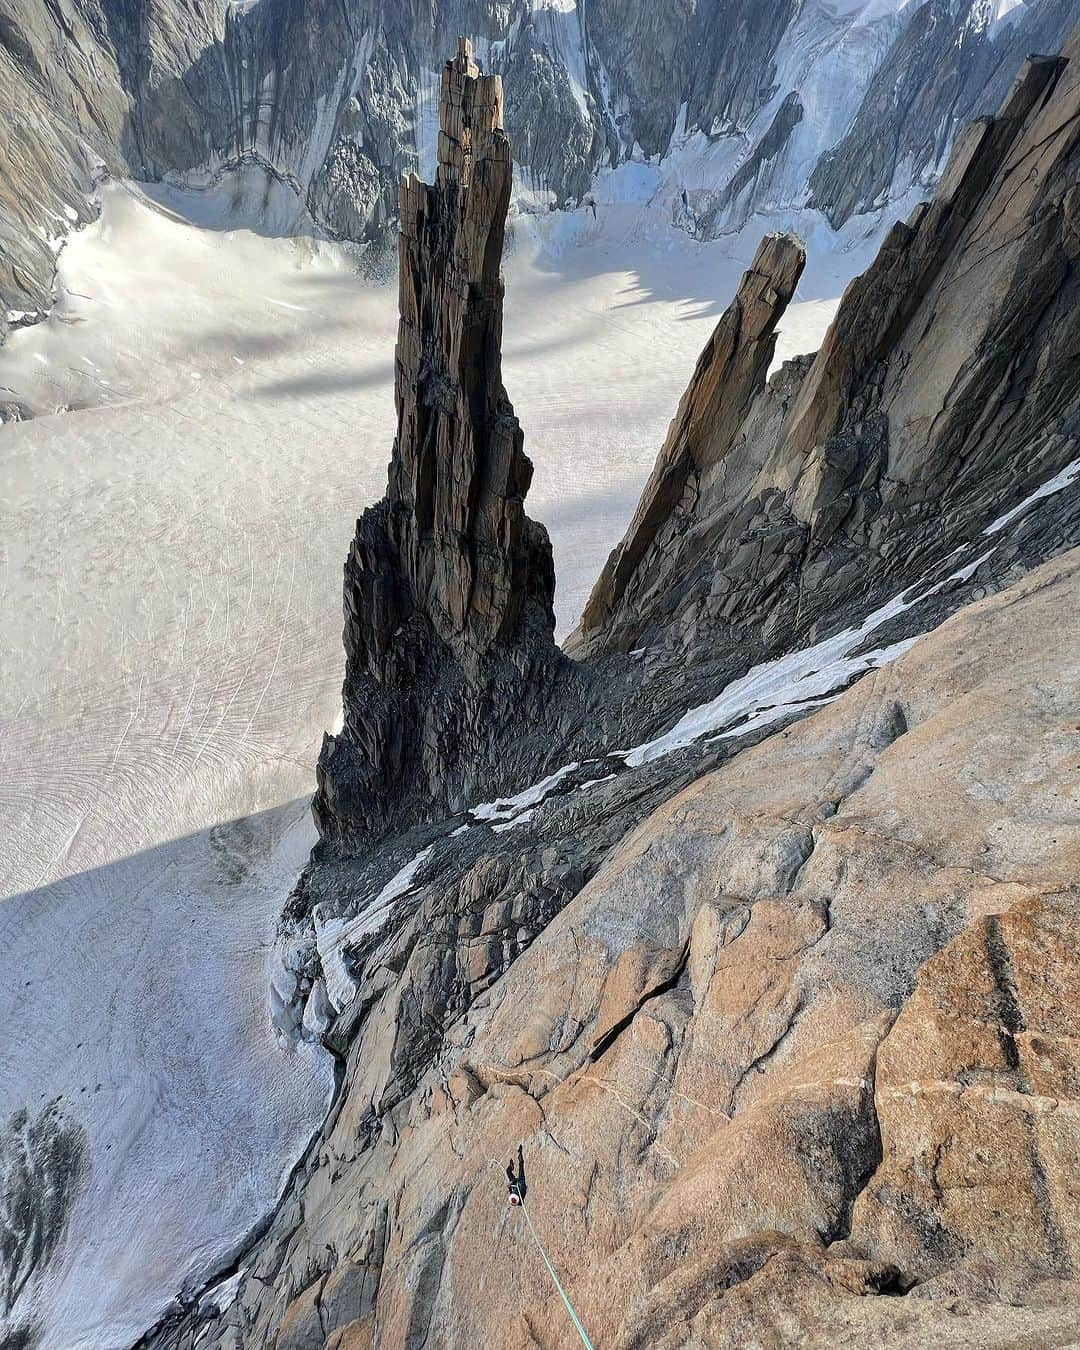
0 175 896 1348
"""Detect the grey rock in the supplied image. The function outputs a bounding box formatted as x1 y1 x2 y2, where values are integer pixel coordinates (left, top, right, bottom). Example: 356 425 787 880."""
4 0 1079 330
690 90 805 239
0 1103 87 1317
808 0 1080 227
55 19 1080 1350
571 36 1080 747
312 39 593 849
305 17 1080 1195
575 230 807 645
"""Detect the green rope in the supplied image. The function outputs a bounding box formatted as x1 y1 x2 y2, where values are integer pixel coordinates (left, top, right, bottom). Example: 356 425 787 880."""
519 1199 595 1350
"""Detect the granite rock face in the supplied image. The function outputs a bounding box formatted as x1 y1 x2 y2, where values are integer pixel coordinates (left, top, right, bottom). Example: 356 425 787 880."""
144 551 1080 1350
312 40 580 850
570 35 1080 717
382 45 540 654
578 231 807 639
5 0 1080 333
851 890 1079 1288
0 0 229 329
808 0 1080 226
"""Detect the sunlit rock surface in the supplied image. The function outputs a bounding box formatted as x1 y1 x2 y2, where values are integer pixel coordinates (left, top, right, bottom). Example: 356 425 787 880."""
146 548 1080 1350
4 10 1080 1349
572 41 1080 693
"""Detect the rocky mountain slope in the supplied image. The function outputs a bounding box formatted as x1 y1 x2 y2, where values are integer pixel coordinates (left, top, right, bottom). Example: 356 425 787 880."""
4 0 1080 336
569 32 1080 739
149 550 1080 1350
122 22 1080 1350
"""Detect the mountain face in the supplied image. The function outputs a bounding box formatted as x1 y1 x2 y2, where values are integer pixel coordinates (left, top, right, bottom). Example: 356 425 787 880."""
4 5 1079 1347
4 0 1080 336
150 558 1080 1350
570 41 1080 690
131 23 1080 1350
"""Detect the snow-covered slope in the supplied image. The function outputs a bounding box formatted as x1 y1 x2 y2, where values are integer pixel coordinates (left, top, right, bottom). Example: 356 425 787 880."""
0 804 333 1349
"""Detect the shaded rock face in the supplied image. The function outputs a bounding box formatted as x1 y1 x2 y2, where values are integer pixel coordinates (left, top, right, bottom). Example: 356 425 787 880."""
808 0 1080 226
691 90 805 238
383 47 541 655
585 0 801 162
0 0 250 329
312 40 577 849
4 0 1080 332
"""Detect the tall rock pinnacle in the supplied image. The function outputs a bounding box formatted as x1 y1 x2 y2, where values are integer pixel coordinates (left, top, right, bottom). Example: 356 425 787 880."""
314 39 562 849
391 38 541 653
571 231 806 652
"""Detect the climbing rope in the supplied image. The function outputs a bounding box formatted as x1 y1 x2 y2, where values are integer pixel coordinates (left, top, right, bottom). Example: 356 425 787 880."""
517 1198 595 1350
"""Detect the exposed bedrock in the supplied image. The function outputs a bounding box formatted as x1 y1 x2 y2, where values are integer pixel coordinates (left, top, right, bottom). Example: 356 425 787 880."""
808 0 1080 227
145 550 1080 1350
319 17 1080 1001
312 40 593 850
577 231 807 640
570 37 1080 717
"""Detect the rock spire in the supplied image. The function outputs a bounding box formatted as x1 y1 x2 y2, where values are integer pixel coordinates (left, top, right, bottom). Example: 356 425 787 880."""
390 37 542 654
574 231 805 646
313 39 563 849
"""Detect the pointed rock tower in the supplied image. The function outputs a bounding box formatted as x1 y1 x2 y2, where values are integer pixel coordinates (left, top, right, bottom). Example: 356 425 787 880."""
314 40 565 849
390 38 543 653
573 231 806 647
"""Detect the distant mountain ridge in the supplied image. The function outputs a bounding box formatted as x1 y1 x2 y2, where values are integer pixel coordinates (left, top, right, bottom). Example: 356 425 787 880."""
3 0 1079 336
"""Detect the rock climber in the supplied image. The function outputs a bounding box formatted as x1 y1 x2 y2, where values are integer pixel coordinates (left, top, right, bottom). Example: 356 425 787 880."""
506 1143 526 1207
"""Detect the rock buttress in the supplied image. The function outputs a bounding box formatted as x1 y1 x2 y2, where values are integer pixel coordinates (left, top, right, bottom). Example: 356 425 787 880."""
571 38 1080 675
313 39 570 850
